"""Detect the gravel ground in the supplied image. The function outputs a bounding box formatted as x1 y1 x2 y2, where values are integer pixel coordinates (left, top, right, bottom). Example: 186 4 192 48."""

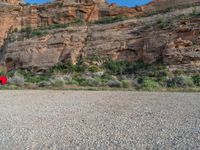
0 91 199 150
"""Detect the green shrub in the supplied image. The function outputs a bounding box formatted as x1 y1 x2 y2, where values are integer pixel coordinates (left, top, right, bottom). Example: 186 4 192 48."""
13 28 18 33
101 73 113 80
122 80 132 88
146 66 169 85
103 60 148 75
51 79 65 87
156 17 170 29
103 60 129 75
46 24 69 30
138 77 160 91
72 58 88 73
88 66 102 73
125 61 148 74
75 63 88 73
72 18 85 25
9 71 25 86
0 66 6 76
50 59 89 74
166 76 194 88
94 15 128 24
11 70 50 84
87 55 103 62
21 19 86 39
38 81 51 87
66 80 79 85
21 23 70 38
21 26 32 37
50 61 76 73
192 75 200 86
107 80 122 88
26 76 49 83
6 70 15 77
72 76 87 86
21 26 48 38
86 78 102 87
21 26 32 33
70 76 105 87
191 6 197 16
30 30 48 37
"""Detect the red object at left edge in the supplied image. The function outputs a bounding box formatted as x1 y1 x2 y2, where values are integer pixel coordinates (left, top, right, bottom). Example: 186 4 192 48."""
0 76 8 85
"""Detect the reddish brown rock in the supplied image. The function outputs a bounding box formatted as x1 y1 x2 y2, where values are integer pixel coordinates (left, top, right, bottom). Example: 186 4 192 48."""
3 13 200 71
0 0 20 4
0 3 21 48
0 0 200 72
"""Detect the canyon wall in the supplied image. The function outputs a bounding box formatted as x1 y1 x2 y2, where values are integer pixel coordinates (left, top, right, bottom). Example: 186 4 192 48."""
3 6 200 72
0 0 200 72
0 3 21 48
0 0 143 48
0 0 20 4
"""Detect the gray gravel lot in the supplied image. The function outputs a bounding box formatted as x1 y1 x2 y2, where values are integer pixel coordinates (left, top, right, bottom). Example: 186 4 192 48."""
0 91 199 150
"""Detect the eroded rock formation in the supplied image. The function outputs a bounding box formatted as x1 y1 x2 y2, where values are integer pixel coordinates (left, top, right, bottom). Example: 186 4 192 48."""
0 0 20 4
0 0 143 48
0 0 200 72
0 3 21 48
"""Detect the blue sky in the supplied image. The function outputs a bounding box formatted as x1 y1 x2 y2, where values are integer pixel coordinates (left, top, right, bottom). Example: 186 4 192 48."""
26 0 152 7
108 0 152 7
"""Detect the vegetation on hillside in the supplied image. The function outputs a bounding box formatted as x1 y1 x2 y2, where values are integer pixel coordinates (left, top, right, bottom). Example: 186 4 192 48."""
92 15 128 24
2 3 200 91
14 18 85 40
146 3 200 17
1 56 200 91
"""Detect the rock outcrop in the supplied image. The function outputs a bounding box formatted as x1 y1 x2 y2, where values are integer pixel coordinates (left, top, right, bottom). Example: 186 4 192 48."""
0 0 200 72
145 0 200 12
0 0 143 48
4 26 88 70
0 3 21 48
0 0 20 4
20 0 144 29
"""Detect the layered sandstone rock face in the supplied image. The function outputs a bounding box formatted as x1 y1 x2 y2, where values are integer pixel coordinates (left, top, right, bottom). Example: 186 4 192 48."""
0 3 21 49
145 0 200 11
0 0 142 48
4 26 88 70
3 6 200 71
20 0 144 29
0 0 200 72
0 0 20 4
163 18 200 71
